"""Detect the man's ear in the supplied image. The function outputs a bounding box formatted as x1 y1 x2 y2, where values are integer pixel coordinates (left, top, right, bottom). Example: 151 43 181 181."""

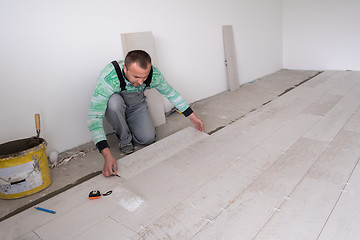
122 64 127 73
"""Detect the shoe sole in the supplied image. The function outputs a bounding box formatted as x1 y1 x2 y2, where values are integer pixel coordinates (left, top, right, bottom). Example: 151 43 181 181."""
120 148 134 155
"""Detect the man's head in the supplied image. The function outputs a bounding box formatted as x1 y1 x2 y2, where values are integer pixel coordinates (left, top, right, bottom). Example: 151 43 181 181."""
123 50 152 87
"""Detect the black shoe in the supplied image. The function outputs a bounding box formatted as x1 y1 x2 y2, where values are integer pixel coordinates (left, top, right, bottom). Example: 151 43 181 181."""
119 142 134 155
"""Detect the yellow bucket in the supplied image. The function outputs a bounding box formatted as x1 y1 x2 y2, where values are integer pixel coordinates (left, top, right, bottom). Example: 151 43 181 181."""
0 137 52 199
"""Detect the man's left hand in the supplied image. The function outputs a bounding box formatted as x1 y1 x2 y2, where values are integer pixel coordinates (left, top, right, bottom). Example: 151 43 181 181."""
188 113 204 132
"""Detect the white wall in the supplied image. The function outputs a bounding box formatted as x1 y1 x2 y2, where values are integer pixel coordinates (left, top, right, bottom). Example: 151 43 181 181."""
283 0 360 71
0 0 283 153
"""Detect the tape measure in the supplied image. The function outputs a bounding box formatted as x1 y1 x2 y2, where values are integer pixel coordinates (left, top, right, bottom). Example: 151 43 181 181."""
88 190 112 200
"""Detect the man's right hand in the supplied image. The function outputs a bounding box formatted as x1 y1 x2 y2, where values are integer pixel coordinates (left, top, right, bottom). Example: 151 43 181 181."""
101 148 118 177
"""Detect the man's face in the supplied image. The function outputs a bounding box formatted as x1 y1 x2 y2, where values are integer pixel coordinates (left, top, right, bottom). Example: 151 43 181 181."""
123 62 151 87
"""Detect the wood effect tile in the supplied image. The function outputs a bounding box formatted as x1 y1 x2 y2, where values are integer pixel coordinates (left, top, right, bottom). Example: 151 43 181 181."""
111 150 236 232
254 131 360 240
302 94 342 116
73 217 138 240
253 178 341 240
301 70 337 88
317 161 360 240
139 202 209 240
242 113 320 172
26 129 206 238
192 137 328 240
306 130 360 184
304 81 360 142
326 71 358 96
0 175 121 240
33 182 136 240
117 127 208 180
259 81 333 121
112 107 319 234
214 118 284 158
16 231 41 240
110 118 286 232
134 111 322 239
322 71 351 85
343 106 360 132
121 31 165 127
222 25 240 91
121 31 159 66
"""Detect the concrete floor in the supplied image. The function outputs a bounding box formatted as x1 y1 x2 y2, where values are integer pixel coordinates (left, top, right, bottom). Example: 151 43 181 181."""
0 69 319 221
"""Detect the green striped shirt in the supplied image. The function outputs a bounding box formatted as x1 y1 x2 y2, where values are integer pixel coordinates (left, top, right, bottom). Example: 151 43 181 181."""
87 61 190 145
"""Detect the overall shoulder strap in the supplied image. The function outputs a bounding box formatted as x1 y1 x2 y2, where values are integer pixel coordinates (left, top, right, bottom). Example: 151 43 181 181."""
111 61 126 91
144 66 153 88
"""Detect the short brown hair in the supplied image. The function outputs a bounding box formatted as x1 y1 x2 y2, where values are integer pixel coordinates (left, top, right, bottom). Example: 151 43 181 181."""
125 50 151 69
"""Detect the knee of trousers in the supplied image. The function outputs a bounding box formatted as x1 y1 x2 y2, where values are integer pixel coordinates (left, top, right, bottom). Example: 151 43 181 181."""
107 93 126 112
134 130 156 145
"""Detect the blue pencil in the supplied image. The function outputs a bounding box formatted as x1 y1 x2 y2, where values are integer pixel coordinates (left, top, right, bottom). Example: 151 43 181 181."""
34 206 56 214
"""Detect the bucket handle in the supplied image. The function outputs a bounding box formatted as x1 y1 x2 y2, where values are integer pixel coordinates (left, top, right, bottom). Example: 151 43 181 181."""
0 150 46 184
